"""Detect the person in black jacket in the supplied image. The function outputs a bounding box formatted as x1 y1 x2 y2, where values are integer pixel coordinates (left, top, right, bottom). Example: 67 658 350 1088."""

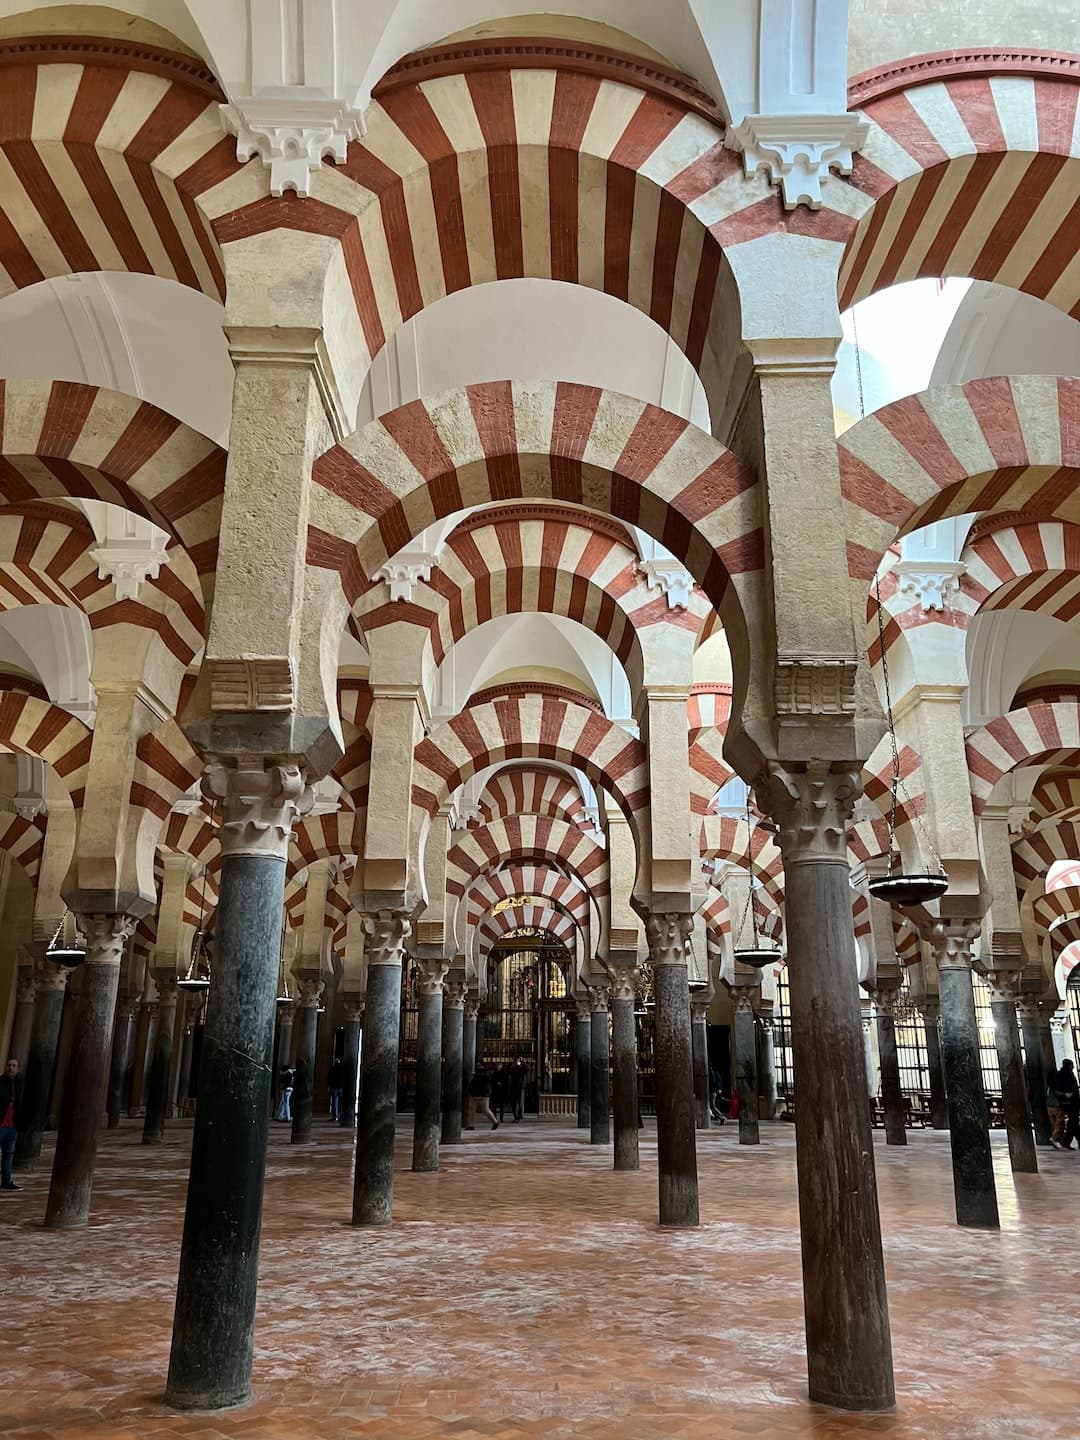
0 1057 23 1190
468 1065 499 1130
1054 1058 1080 1151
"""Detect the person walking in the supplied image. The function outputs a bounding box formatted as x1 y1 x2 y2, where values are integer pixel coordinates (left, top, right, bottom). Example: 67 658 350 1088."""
1054 1058 1080 1150
509 1059 527 1122
492 1065 508 1123
275 1063 295 1123
1046 1061 1066 1147
709 1065 727 1124
468 1064 499 1131
0 1057 23 1191
327 1057 343 1122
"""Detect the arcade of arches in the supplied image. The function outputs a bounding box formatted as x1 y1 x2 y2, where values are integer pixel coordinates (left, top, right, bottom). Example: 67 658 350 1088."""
1 2 1079 1436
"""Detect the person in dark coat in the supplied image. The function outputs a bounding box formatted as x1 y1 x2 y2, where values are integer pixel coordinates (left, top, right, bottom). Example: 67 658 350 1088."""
0 1057 23 1190
1054 1058 1080 1150
509 1060 528 1122
327 1057 344 1122
468 1065 499 1130
492 1065 509 1122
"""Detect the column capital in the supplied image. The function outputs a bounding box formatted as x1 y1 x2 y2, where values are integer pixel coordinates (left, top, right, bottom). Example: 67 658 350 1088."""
607 967 638 1003
924 922 980 971
588 983 610 1015
361 912 412 966
82 914 136 966
342 993 366 1022
754 761 861 864
203 756 313 861
15 970 37 1005
1049 1009 1069 1036
443 980 467 1011
296 977 324 1008
154 972 180 1004
416 956 450 995
732 987 758 1015
869 984 902 1016
464 995 481 1020
916 996 941 1024
644 911 694 966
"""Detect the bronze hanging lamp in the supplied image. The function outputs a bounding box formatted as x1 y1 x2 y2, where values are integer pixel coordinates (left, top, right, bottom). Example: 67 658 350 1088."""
731 796 781 968
46 912 86 968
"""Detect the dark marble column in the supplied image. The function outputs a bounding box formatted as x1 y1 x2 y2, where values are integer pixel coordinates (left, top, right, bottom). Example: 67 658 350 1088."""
987 978 1037 1174
645 913 698 1228
174 992 205 1117
14 962 68 1170
166 758 309 1412
1017 999 1051 1144
441 981 465 1144
690 995 711 1129
568 1012 578 1093
610 972 639 1171
918 998 948 1129
761 765 893 1411
412 960 447 1172
107 995 136 1129
127 1001 154 1116
352 913 410 1226
758 1015 778 1120
462 996 479 1130
930 926 999 1229
290 978 323 1143
340 995 363 1128
732 988 760 1145
9 969 36 1069
45 915 134 1228
872 985 907 1147
589 988 610 1145
143 975 179 1144
575 998 591 1130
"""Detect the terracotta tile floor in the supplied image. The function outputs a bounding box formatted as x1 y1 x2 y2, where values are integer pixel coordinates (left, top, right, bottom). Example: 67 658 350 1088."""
2 1117 1077 1438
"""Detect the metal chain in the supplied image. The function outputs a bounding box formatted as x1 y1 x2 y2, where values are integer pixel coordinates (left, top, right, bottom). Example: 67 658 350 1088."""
873 571 901 874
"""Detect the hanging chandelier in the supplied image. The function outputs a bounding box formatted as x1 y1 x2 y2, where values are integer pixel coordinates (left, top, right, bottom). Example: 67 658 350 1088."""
732 796 782 968
178 806 213 992
45 912 86 968
866 572 948 909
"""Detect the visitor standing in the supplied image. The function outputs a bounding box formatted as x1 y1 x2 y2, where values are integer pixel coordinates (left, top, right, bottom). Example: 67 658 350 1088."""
468 1064 499 1130
276 1063 295 1122
509 1059 527 1122
1047 1061 1065 1147
0 1057 22 1190
1054 1058 1079 1150
327 1057 343 1122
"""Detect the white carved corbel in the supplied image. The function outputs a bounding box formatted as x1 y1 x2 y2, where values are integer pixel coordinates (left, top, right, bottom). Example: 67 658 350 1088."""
220 98 363 198
375 551 440 602
892 560 966 613
726 113 870 210
639 559 693 610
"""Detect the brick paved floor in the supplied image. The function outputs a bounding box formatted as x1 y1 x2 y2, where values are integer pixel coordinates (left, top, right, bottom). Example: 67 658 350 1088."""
2 1117 1077 1438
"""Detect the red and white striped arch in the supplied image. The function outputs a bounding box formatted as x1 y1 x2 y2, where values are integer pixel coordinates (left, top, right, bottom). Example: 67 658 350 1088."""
842 70 1080 315
967 703 1080 815
475 765 593 832
310 382 761 626
963 519 1080 622
1031 773 1080 822
447 816 608 917
840 376 1080 583
479 904 578 955
0 505 204 664
289 812 361 876
0 809 44 883
1012 820 1080 898
466 865 591 933
699 814 785 909
1034 885 1080 932
221 62 753 418
0 380 225 578
0 49 241 302
0 692 91 805
688 683 734 815
354 508 709 695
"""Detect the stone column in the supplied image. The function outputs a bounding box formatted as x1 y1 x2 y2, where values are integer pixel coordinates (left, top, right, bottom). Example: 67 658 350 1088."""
44 915 135 1228
609 968 639 1171
339 995 363 1128
758 763 893 1410
107 994 137 1129
928 925 999 1229
986 975 1037 1174
1018 999 1051 1144
732 988 760 1145
575 997 591 1130
412 958 448 1172
127 999 154 1116
862 1015 876 1096
143 974 179 1144
290 978 323 1144
352 912 410 1226
690 992 711 1130
441 980 466 1144
9 968 36 1070
919 999 949 1130
166 758 310 1411
589 985 611 1145
644 912 698 1228
758 1015 778 1120
14 962 68 1170
462 995 479 1130
174 991 205 1116
871 985 907 1147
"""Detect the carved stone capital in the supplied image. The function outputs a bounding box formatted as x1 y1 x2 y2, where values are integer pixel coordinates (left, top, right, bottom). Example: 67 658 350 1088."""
755 761 861 864
983 973 1018 1005
362 912 412 967
297 977 324 1008
203 756 313 861
870 985 902 1016
15 971 37 1005
443 980 467 1010
416 956 450 995
607 967 638 1003
644 911 694 967
1049 1010 1069 1036
153 972 179 1005
342 993 366 1022
926 922 980 972
732 987 757 1015
575 1000 593 1023
82 914 135 967
917 997 940 1024
588 984 609 1014
464 996 481 1020
726 111 870 209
